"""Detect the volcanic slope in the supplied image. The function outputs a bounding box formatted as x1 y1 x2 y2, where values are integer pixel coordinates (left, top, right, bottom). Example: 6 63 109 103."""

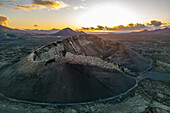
0 35 151 104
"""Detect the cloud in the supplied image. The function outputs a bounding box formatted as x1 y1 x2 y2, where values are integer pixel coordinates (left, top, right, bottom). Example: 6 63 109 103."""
126 23 147 30
100 24 147 31
0 3 5 5
2 0 69 11
97 25 105 30
32 0 68 9
73 5 87 10
81 27 89 30
0 14 11 26
4 8 8 11
162 23 170 28
74 5 86 10
34 24 40 27
150 20 162 26
81 23 150 31
112 25 126 30
14 4 45 10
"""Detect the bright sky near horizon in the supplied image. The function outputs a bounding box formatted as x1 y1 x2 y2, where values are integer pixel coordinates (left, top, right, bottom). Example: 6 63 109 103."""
0 0 170 30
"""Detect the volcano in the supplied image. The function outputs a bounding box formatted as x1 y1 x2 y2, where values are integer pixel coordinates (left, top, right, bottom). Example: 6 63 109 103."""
51 28 86 36
0 35 151 104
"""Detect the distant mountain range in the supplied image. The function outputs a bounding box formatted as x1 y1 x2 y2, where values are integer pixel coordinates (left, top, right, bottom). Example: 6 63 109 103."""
24 28 60 35
133 27 170 35
0 25 86 37
0 25 22 33
1 25 169 36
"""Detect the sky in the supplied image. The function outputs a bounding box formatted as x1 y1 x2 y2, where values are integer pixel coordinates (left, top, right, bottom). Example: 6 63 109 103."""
0 0 170 30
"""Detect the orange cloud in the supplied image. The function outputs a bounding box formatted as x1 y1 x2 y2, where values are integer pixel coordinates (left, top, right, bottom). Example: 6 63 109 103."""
14 4 45 10
14 0 68 11
0 3 5 5
0 14 11 26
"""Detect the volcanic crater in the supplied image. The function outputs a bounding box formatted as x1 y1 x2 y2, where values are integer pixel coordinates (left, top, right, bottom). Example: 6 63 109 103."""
0 35 151 104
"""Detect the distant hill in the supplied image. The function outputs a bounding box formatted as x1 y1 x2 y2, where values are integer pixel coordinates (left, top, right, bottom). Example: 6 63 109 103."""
0 25 22 39
0 25 60 35
0 25 21 33
0 25 11 32
51 27 86 36
135 27 170 35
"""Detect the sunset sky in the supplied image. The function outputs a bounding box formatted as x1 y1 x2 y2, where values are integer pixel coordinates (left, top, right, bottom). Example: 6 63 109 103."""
0 0 170 30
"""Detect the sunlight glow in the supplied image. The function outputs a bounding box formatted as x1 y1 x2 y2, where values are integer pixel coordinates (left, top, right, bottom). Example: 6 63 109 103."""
77 4 139 27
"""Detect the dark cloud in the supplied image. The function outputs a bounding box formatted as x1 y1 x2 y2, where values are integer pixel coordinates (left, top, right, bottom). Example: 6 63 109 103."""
90 27 95 30
81 27 89 30
34 24 40 27
81 22 150 31
113 25 126 30
0 14 11 26
132 23 147 29
150 20 162 26
106 23 148 30
127 23 133 27
97 25 104 30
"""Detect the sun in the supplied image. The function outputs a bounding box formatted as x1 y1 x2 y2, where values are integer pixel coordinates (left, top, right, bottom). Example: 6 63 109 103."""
77 4 139 27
